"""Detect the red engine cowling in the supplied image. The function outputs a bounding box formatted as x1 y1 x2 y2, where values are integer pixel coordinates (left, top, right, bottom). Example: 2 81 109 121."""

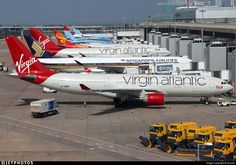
144 93 165 106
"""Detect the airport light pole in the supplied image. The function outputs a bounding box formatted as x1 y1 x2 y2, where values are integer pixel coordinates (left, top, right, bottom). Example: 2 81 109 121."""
200 9 206 62
197 142 213 161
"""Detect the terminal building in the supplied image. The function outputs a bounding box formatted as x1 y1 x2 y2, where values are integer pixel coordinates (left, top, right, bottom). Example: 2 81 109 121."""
174 6 236 23
0 25 140 40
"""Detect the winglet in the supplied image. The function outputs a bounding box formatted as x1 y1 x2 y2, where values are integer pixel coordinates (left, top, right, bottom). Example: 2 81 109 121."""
79 53 86 57
84 68 92 73
74 60 83 66
67 55 74 58
80 84 90 90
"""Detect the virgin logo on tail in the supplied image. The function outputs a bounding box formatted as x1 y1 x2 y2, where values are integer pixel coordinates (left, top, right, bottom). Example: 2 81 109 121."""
15 54 38 73
37 36 50 49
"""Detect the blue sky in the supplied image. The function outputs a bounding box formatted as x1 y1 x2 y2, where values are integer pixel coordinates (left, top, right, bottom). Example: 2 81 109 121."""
0 0 234 25
0 0 165 25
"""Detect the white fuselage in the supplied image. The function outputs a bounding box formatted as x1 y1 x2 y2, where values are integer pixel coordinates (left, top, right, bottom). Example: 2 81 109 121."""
39 56 191 67
55 45 171 57
39 56 192 74
74 33 113 38
41 73 232 98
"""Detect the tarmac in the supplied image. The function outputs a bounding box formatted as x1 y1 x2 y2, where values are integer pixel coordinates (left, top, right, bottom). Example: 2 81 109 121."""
0 43 236 161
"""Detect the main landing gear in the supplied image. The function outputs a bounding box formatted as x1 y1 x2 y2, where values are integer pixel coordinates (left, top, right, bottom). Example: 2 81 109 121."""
200 97 211 105
113 98 125 108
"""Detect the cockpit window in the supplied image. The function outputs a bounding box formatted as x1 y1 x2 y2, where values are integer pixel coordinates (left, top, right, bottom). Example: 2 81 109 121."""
221 80 229 84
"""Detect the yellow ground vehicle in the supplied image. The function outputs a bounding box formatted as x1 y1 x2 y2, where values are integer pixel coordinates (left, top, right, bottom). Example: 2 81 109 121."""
176 125 216 157
224 120 236 129
139 121 198 153
186 127 199 140
139 122 197 153
164 122 198 153
212 129 236 161
139 123 168 148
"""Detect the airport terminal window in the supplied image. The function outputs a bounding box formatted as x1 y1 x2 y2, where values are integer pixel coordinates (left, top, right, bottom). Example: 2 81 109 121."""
157 65 173 72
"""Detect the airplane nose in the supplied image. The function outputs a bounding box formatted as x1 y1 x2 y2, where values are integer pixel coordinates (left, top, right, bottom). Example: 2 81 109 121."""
225 84 233 92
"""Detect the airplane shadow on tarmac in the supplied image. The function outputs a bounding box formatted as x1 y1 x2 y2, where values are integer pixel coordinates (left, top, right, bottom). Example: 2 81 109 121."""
16 98 212 116
16 98 166 116
16 98 114 106
17 98 207 106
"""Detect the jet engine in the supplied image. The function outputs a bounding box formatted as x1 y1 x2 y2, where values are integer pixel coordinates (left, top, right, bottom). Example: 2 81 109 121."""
143 93 165 106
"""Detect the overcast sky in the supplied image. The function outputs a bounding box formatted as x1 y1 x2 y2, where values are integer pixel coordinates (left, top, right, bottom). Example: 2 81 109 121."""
0 0 165 25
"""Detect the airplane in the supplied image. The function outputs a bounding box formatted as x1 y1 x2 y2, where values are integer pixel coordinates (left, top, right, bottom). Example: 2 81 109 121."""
38 56 192 74
63 25 113 41
53 30 91 48
22 33 191 74
5 36 233 107
28 28 171 57
22 34 104 73
63 31 113 45
53 30 113 48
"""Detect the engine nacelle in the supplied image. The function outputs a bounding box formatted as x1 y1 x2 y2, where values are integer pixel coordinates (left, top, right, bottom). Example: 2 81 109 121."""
143 93 165 106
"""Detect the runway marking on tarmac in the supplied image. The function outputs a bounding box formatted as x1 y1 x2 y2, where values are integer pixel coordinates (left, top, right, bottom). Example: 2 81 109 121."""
37 130 43 133
15 124 21 127
0 115 190 161
46 132 53 136
73 140 81 143
135 156 143 160
125 144 188 161
6 122 13 126
65 137 71 140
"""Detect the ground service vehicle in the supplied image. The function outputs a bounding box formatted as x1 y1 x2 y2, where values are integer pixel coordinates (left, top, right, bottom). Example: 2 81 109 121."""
0 62 4 71
201 129 236 161
217 98 236 107
176 125 216 157
224 120 236 129
213 129 236 161
164 122 198 153
139 122 198 153
30 99 58 118
139 123 168 148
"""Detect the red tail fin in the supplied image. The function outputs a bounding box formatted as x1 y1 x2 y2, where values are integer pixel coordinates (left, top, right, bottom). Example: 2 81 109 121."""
63 26 75 35
29 28 61 54
5 36 56 84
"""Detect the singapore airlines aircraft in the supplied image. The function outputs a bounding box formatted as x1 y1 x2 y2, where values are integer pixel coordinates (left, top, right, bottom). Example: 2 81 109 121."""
38 56 192 74
5 36 233 107
28 28 171 57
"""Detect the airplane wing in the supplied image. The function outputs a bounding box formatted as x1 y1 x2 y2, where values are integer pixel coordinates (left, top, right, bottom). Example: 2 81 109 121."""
96 66 126 74
79 83 164 98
